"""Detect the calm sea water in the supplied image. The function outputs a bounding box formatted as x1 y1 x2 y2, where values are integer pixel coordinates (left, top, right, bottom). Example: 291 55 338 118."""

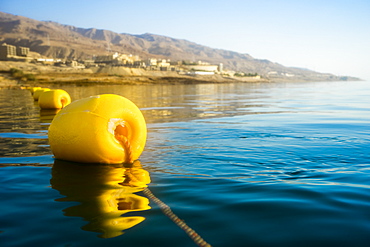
1 80 370 247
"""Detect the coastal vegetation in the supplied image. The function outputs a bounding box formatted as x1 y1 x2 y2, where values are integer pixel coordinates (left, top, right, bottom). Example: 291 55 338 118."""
4 68 36 82
234 72 259 77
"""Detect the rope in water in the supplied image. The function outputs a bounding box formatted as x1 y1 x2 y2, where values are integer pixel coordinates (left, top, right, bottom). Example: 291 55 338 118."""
123 138 211 246
125 171 212 247
142 187 212 247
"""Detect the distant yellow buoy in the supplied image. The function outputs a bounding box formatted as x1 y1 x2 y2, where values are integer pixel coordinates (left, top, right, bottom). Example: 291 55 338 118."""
48 94 147 164
38 89 71 109
28 87 41 94
33 88 50 101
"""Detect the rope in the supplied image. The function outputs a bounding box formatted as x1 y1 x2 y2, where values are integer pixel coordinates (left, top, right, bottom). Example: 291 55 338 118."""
142 187 212 247
125 171 212 247
124 137 211 246
116 133 133 164
123 137 133 164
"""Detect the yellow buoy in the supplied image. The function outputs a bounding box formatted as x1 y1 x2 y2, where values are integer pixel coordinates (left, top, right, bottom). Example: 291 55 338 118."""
38 89 71 109
33 88 50 101
48 94 147 164
28 86 41 94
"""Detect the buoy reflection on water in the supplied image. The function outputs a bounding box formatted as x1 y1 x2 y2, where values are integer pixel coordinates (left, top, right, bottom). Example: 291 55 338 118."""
50 159 151 239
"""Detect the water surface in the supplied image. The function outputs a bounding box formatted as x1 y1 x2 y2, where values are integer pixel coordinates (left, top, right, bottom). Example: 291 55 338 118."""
1 81 370 246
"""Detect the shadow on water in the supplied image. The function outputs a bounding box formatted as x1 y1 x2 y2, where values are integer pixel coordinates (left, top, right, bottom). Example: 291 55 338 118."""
50 159 151 238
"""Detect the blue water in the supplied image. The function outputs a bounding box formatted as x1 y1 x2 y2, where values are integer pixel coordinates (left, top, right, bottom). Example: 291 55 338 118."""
1 81 370 246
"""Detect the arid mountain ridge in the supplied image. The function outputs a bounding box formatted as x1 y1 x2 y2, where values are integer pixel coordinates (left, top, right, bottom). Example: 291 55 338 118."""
0 11 358 81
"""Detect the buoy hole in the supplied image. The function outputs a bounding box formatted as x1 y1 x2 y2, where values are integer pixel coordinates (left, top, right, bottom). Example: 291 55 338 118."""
61 97 67 108
114 124 128 142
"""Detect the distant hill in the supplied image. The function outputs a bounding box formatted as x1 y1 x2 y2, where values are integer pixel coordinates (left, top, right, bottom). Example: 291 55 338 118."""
0 11 359 81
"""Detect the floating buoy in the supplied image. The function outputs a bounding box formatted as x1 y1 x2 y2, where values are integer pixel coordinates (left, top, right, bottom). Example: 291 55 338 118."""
38 89 71 109
28 87 41 94
33 88 50 101
48 94 147 164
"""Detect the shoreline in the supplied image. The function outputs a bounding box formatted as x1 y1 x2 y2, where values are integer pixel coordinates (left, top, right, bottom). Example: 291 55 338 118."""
0 71 268 88
0 61 268 87
0 61 359 88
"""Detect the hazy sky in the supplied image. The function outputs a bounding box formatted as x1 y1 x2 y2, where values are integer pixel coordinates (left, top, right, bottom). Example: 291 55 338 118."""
1 0 369 79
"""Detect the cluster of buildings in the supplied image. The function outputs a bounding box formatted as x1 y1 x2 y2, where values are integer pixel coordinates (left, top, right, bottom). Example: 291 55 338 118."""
0 43 226 75
0 43 63 64
89 52 177 71
0 43 31 61
91 52 223 74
